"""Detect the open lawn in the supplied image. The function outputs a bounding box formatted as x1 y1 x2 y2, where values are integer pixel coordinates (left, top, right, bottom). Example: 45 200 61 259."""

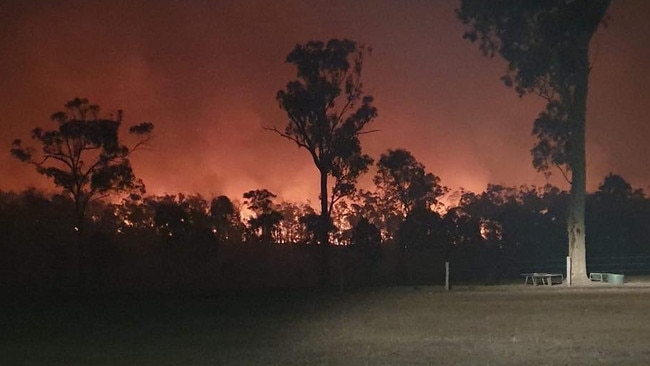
3 285 650 365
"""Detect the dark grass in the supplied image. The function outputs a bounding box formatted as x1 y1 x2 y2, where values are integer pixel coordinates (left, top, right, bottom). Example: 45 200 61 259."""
3 285 650 365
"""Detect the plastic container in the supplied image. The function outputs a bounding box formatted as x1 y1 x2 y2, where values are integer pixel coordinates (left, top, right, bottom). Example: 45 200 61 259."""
607 273 624 285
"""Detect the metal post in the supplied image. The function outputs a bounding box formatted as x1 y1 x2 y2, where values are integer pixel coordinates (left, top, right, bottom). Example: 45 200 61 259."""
566 256 571 286
445 261 450 291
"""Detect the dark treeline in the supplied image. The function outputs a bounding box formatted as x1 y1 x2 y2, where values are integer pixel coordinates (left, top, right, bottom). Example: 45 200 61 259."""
3 172 649 293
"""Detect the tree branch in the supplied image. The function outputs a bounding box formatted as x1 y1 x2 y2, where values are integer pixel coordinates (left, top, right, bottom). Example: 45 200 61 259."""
555 164 572 185
358 129 380 135
265 126 308 149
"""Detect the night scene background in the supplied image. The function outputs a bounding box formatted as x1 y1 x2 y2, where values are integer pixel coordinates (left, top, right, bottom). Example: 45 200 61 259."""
3 1 650 364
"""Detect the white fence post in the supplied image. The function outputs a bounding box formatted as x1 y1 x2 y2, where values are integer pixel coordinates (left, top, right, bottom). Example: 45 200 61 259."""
566 256 571 286
445 261 450 291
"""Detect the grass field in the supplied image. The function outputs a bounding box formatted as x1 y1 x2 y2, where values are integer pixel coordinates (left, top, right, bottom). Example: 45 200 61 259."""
3 285 650 365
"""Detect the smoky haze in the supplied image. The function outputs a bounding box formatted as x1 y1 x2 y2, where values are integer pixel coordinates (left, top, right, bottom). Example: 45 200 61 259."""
2 0 649 204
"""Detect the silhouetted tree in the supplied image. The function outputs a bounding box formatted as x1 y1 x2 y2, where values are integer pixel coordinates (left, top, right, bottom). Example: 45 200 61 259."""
350 189 403 243
374 148 447 217
151 195 192 239
397 206 446 251
457 0 611 283
10 98 153 289
350 218 381 254
149 194 215 241
147 193 218 285
594 173 643 202
396 206 448 285
444 205 480 247
588 174 648 259
299 211 322 245
349 217 381 284
275 201 316 244
505 185 567 263
113 196 155 233
452 184 568 281
243 189 283 244
271 39 377 247
210 195 243 244
271 38 377 284
11 98 153 231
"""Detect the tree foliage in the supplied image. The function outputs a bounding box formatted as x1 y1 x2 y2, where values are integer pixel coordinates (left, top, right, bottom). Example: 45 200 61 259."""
588 174 649 258
243 189 283 244
210 195 242 243
397 206 447 252
272 38 377 245
374 149 447 217
10 97 154 227
275 201 316 244
456 0 609 174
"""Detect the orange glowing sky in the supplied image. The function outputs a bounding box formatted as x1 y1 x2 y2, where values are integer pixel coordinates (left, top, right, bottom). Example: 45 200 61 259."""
2 0 650 206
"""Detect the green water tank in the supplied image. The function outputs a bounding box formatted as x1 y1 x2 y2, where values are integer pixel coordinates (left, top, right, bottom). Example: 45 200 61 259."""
607 273 624 285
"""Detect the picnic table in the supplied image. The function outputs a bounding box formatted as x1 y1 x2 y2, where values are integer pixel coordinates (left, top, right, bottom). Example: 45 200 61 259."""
522 272 564 286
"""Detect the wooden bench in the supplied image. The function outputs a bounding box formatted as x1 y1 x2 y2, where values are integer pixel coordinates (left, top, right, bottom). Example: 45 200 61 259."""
522 272 564 286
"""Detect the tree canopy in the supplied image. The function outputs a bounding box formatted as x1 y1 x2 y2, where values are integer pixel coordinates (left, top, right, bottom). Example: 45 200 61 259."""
243 189 283 244
374 149 446 217
11 97 154 228
272 38 377 245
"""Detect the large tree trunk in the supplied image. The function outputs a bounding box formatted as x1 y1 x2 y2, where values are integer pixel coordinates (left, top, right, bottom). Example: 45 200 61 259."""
567 46 590 284
565 0 611 286
567 146 587 284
